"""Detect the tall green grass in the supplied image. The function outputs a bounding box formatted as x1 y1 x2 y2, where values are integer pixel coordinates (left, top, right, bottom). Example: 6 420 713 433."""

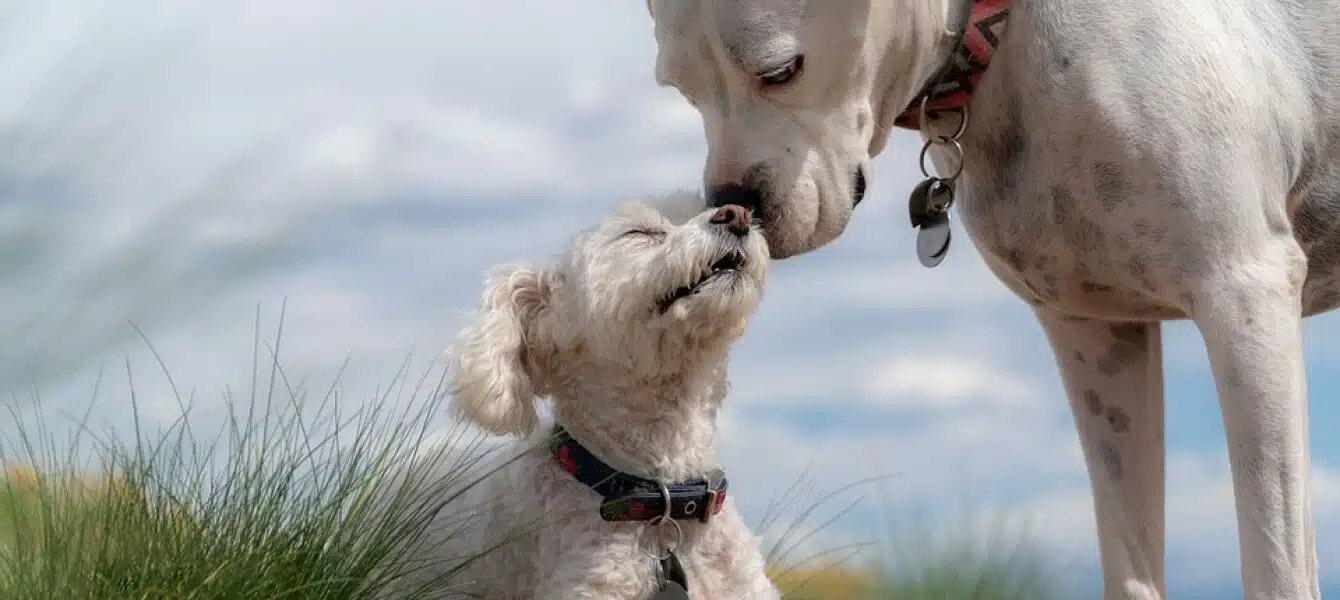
759 475 1078 600
865 509 1074 600
1 317 1079 600
0 315 509 600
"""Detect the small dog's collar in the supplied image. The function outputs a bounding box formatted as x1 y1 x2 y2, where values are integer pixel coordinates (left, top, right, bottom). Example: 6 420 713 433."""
548 425 728 523
894 0 1010 131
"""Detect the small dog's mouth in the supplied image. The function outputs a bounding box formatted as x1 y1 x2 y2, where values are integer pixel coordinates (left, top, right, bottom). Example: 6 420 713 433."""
657 252 747 313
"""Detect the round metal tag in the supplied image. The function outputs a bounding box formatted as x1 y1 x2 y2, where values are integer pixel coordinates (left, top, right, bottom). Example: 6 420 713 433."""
652 581 690 600
916 217 952 268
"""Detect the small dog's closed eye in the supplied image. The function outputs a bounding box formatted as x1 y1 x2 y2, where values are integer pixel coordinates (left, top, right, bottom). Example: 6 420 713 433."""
377 191 780 600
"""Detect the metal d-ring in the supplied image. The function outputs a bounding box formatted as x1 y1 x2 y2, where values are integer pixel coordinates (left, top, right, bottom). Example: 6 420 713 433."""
918 137 965 181
918 95 969 139
656 482 672 523
637 483 684 560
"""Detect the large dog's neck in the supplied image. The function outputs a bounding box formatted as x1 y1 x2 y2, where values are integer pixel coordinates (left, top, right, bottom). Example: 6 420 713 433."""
547 352 730 484
869 0 971 155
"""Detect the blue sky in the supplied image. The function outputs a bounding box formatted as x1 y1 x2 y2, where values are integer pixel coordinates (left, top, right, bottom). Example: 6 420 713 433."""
4 0 1340 596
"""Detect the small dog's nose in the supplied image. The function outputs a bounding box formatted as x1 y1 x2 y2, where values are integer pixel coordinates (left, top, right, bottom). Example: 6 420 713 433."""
710 204 750 236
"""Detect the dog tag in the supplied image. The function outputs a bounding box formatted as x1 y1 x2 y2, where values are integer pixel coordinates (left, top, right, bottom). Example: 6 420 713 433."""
652 581 689 600
907 177 954 229
908 177 954 268
916 213 953 268
652 552 690 600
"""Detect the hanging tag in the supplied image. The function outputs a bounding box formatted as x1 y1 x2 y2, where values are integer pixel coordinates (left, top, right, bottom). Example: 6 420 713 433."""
652 581 689 600
907 177 954 229
916 212 953 268
652 551 690 600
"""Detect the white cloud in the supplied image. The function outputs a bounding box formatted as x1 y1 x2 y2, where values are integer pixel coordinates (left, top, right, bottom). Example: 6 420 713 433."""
724 310 1054 410
756 254 1017 314
863 355 1042 410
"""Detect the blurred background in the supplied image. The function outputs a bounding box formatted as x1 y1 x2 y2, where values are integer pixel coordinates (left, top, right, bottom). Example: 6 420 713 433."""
4 0 1340 597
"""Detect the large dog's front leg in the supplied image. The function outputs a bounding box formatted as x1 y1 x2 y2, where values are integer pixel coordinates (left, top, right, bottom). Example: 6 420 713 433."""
1034 311 1165 600
1188 254 1319 600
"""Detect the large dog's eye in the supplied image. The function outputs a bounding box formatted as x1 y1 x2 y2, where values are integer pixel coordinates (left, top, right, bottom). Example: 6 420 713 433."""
759 55 804 87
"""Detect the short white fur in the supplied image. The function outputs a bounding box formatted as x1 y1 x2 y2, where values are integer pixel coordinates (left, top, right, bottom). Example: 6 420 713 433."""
649 0 1340 598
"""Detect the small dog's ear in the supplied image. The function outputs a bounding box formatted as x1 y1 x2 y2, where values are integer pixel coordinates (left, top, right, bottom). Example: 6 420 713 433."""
448 264 556 437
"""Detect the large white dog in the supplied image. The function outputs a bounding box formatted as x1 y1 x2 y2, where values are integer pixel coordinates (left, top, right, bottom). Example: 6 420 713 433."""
646 0 1340 599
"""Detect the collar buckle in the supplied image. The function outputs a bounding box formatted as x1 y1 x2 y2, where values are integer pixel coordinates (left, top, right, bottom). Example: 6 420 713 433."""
698 469 728 523
699 489 721 524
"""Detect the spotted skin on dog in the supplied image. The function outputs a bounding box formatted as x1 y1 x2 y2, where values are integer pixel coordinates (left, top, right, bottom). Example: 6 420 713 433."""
649 0 1340 597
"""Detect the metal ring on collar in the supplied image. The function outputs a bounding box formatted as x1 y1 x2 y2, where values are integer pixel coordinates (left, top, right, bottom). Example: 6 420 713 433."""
636 483 684 560
919 137 965 180
637 516 684 561
657 482 672 523
918 98 969 140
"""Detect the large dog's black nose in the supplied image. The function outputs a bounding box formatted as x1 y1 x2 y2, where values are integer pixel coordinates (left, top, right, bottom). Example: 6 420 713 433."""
707 183 763 212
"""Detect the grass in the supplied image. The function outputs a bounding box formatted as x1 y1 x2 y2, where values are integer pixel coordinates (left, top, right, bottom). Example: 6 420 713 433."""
0 317 1078 600
0 312 512 600
769 566 875 599
759 475 1074 600
767 530 1069 600
864 515 1072 600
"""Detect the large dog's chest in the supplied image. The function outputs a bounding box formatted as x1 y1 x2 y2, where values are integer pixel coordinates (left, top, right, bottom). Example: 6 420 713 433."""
930 0 1340 321
951 159 1340 321
954 177 1193 321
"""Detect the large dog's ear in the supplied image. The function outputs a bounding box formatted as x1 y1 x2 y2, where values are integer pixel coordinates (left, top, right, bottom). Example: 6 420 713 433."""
447 264 557 438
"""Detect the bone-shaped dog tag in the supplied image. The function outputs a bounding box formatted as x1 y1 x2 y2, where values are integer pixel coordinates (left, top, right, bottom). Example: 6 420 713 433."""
916 213 952 268
652 552 690 600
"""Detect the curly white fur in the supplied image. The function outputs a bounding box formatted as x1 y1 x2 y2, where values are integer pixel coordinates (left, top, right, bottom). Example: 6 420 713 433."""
383 192 780 600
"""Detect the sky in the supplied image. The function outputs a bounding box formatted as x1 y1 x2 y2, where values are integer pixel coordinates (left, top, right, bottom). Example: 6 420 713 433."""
4 0 1340 596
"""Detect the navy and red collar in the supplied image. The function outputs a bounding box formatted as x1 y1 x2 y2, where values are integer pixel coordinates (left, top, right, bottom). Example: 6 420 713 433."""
548 425 728 523
894 0 1010 131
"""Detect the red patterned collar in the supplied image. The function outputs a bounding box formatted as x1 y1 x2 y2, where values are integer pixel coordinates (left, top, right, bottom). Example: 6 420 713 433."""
894 0 1010 131
549 425 728 523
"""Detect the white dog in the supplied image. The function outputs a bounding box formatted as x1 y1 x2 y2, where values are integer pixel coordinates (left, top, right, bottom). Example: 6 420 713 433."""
386 194 779 600
647 0 1340 599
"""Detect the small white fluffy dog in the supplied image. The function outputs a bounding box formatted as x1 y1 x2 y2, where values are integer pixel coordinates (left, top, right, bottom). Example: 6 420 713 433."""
388 194 780 600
